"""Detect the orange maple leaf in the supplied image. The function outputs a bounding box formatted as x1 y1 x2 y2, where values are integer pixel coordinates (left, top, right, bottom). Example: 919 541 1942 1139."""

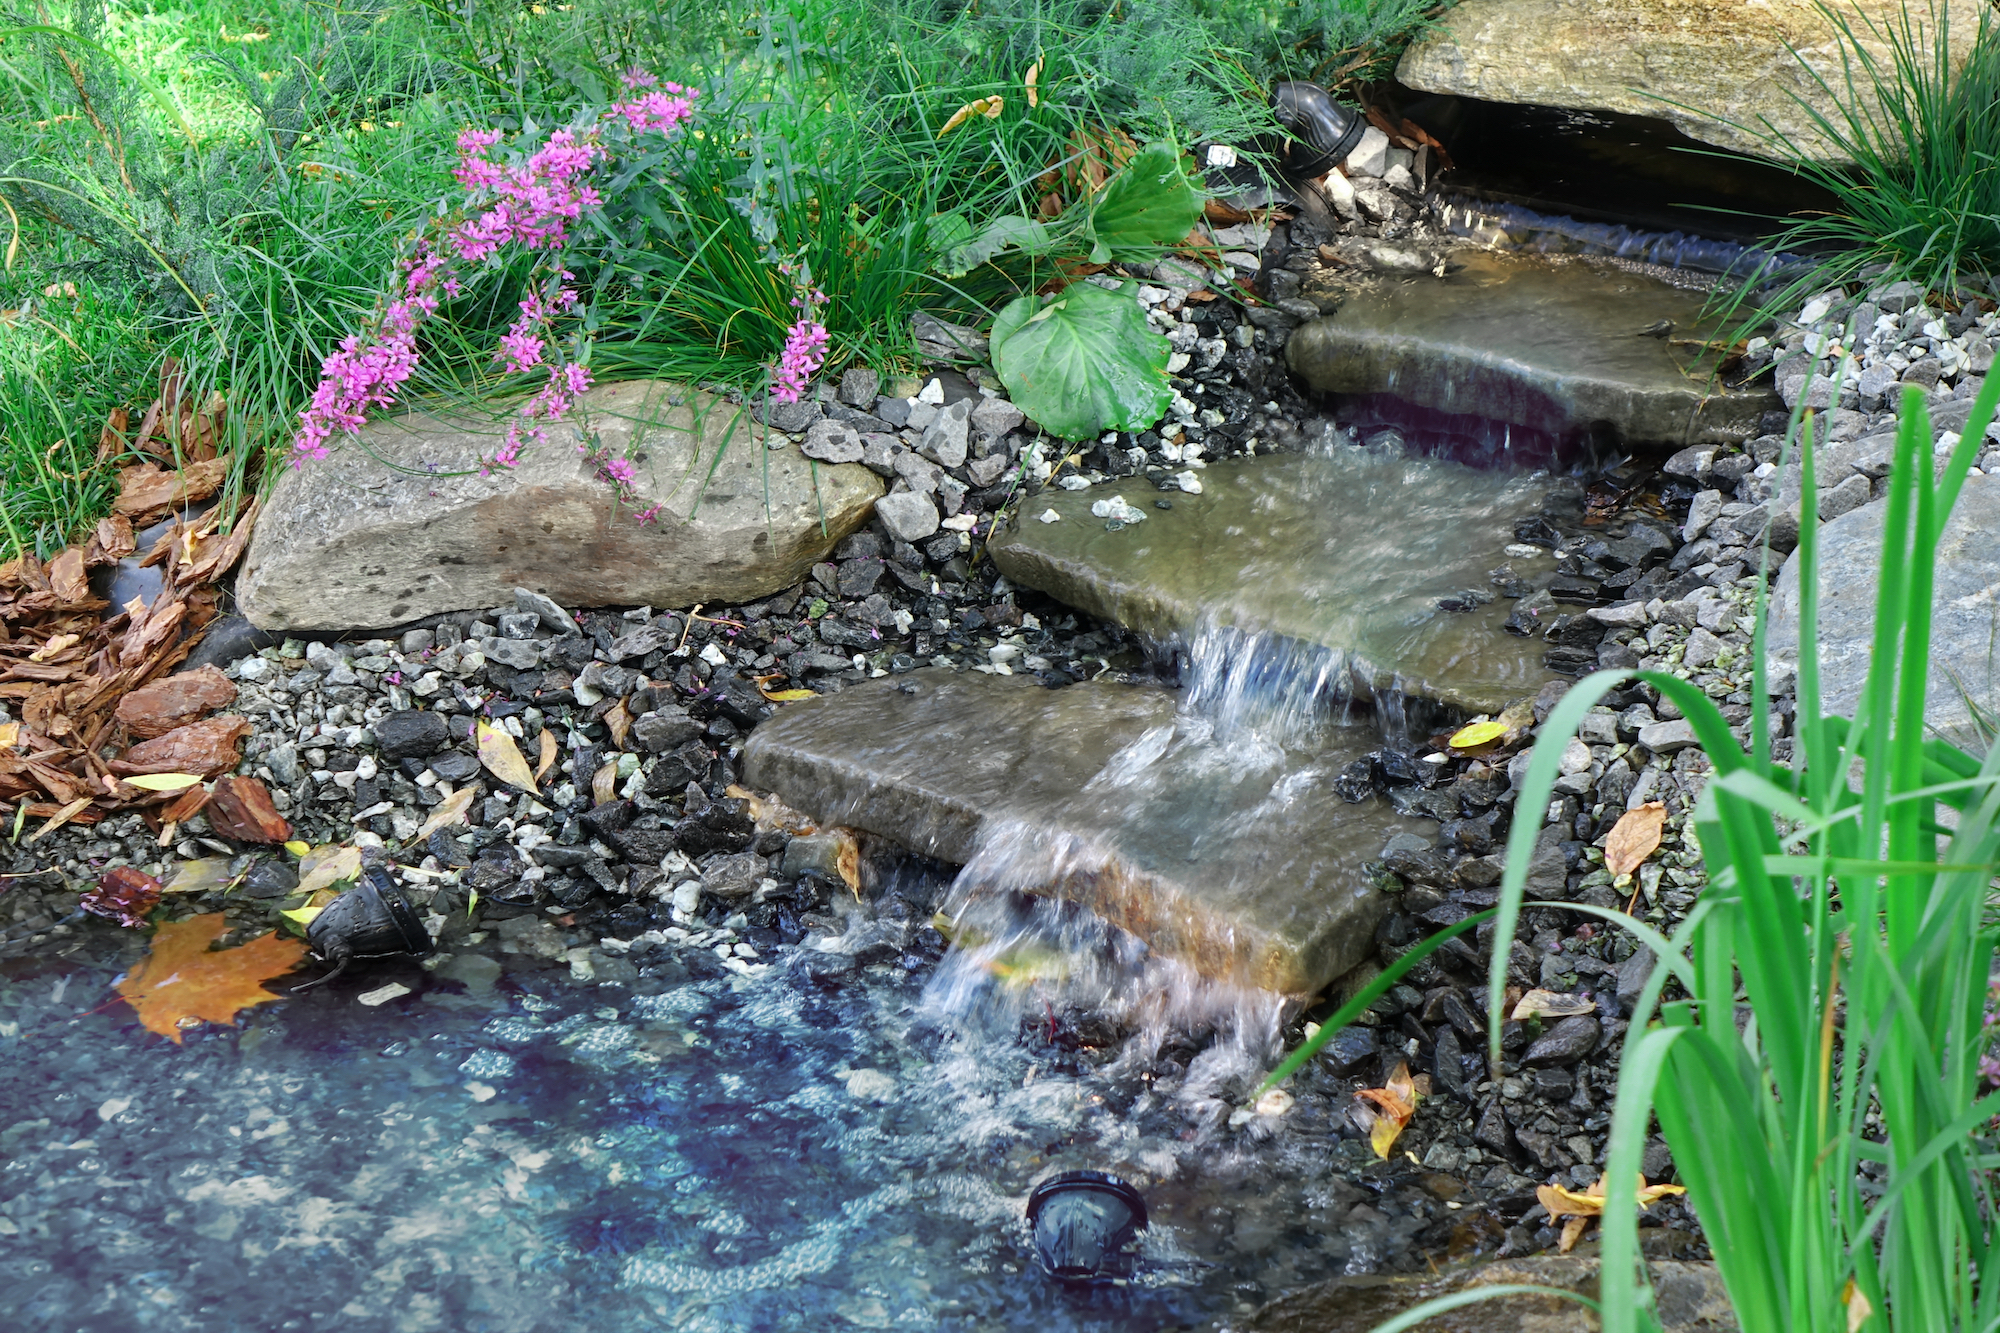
1355 1059 1420 1159
115 913 309 1043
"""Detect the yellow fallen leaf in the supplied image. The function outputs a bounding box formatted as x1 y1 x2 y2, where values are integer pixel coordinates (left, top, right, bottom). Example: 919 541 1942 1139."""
1843 1280 1873 1333
1536 1173 1686 1254
1356 1060 1419 1159
1024 56 1041 107
476 720 539 794
938 95 1004 136
592 760 619 806
280 887 339 929
604 699 632 750
413 785 476 844
162 858 240 894
123 772 206 792
1448 719 1507 749
535 727 558 782
725 784 818 834
296 843 362 897
283 840 312 857
759 687 818 702
1605 801 1667 877
1511 988 1599 1021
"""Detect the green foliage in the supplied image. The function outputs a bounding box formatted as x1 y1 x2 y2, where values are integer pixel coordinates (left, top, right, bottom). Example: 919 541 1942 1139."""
1714 0 2000 339
989 279 1172 441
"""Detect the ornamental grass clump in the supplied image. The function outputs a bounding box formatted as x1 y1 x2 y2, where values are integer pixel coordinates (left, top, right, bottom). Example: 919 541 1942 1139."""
1261 369 2000 1333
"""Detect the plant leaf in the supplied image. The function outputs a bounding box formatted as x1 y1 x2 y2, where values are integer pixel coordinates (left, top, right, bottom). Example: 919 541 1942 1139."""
413 786 477 844
1449 720 1508 749
162 857 238 894
991 281 1173 441
122 772 204 792
1356 1060 1419 1159
476 720 539 793
941 214 1054 277
295 843 362 897
536 728 558 782
761 687 818 702
1604 802 1667 877
1087 140 1206 257
114 914 308 1043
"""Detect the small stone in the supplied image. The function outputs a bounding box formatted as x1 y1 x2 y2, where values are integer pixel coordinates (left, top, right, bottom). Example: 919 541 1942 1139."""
672 880 702 916
1681 627 1725 668
632 707 701 753
838 367 880 409
874 491 941 543
357 982 411 1007
1819 472 1872 520
1520 1015 1601 1067
1586 601 1647 629
496 611 539 640
1346 125 1391 176
1682 488 1724 541
919 399 972 469
802 419 865 464
1636 718 1698 753
514 588 570 629
375 709 449 760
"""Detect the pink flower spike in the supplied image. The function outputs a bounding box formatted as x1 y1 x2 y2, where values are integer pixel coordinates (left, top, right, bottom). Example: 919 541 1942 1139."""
603 458 638 485
769 317 829 404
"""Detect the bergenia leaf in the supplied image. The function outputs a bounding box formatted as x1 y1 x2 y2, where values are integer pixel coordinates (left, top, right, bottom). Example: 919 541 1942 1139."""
990 281 1173 441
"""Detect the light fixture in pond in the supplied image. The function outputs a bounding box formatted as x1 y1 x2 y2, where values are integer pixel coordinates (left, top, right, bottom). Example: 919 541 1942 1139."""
1025 1170 1148 1282
297 868 434 990
1270 81 1367 183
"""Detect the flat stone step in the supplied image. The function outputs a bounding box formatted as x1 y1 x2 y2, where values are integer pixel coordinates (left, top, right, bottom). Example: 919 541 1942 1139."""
1287 248 1777 449
989 448 1561 715
239 380 883 631
742 670 1419 995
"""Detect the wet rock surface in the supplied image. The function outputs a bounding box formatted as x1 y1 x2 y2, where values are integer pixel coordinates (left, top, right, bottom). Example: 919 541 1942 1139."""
745 669 1419 994
238 380 885 631
1286 249 1777 449
989 448 1561 714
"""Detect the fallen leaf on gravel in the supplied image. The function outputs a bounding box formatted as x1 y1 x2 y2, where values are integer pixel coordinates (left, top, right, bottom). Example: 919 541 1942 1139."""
25 796 94 843
476 720 538 794
1537 1173 1686 1253
726 785 818 835
603 699 632 749
1605 802 1667 877
124 772 204 792
115 913 307 1043
535 728 557 782
280 891 338 929
413 786 476 843
760 687 818 703
112 714 251 776
83 866 163 927
1448 719 1506 749
1511 988 1600 1022
592 760 619 806
158 783 212 825
283 840 311 857
206 775 290 844
114 665 237 739
1355 1061 1419 1160
296 843 362 897
163 858 239 894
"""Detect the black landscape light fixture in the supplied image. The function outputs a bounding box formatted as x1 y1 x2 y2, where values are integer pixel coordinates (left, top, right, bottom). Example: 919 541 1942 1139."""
297 867 434 989
1026 1170 1149 1281
1271 80 1367 182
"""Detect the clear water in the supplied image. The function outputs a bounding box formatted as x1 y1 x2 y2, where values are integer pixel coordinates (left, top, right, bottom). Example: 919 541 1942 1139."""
0 893 1443 1333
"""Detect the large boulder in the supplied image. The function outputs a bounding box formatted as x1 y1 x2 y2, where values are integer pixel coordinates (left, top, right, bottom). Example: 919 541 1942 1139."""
1398 0 1988 165
238 380 884 631
1768 474 2000 754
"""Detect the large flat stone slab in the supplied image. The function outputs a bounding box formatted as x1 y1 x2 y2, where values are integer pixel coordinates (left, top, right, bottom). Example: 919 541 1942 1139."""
1398 0 1986 165
1768 474 2000 754
742 670 1418 994
1288 249 1776 449
239 380 884 631
988 449 1561 715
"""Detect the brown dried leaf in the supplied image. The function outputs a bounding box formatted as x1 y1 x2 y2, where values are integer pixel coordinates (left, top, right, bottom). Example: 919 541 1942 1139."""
206 775 291 844
725 784 818 835
1355 1060 1420 1159
181 498 258 584
115 914 307 1044
604 698 633 750
112 714 251 777
592 760 619 807
83 865 163 927
296 843 362 897
535 727 558 782
1605 802 1667 877
1511 988 1600 1022
114 665 237 739
413 785 476 843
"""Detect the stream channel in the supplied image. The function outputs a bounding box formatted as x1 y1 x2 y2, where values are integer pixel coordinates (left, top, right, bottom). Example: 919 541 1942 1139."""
0 203 1763 1331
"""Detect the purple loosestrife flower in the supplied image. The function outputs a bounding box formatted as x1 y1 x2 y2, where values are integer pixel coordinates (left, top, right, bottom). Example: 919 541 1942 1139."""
771 318 829 404
603 458 638 486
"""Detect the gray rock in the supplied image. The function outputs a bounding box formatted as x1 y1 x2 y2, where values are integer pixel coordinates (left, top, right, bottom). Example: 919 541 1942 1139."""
1521 1015 1601 1067
482 637 542 670
1857 362 1900 407
759 398 821 433
969 396 1026 442
919 399 972 469
1637 718 1698 753
801 418 865 464
631 707 701 753
781 831 851 882
1345 125 1390 176
911 312 988 362
743 670 1422 993
1818 472 1872 520
238 380 884 631
1287 250 1774 448
967 453 1010 487
1661 445 1714 482
496 611 539 639
1587 601 1647 629
1768 474 2000 751
1682 488 1724 541
376 709 449 760
874 491 941 543
838 367 880 409
1680 627 1725 669
400 628 435 655
1780 372 1839 411
1874 279 1923 314
1396 0 1989 165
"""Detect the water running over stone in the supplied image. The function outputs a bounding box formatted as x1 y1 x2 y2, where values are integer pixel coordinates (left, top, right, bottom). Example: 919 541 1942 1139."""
989 444 1561 715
